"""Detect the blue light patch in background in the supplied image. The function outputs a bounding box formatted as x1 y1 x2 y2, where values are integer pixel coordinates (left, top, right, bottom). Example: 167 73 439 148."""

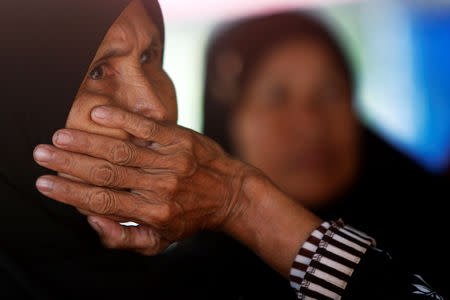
409 4 450 172
357 1 450 173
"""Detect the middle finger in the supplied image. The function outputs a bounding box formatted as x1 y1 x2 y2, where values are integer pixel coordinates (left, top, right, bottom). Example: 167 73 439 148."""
34 144 157 190
35 174 168 225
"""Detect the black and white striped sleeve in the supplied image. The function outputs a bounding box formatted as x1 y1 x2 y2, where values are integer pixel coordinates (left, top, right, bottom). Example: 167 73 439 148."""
289 219 376 300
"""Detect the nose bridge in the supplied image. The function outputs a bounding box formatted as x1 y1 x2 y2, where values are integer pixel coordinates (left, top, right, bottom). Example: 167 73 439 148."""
290 94 325 137
119 68 168 121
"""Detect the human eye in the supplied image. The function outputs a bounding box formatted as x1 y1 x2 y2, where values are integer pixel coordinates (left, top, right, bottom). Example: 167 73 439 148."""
140 45 160 65
317 80 340 104
88 64 106 80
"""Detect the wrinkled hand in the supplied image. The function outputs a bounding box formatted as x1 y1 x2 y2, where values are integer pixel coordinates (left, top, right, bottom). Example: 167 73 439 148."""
33 106 250 255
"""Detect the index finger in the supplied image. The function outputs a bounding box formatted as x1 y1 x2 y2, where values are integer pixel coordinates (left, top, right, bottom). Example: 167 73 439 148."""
91 106 176 146
52 129 170 169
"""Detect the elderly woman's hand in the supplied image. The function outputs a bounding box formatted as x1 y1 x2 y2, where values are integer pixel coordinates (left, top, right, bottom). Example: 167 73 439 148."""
33 105 254 255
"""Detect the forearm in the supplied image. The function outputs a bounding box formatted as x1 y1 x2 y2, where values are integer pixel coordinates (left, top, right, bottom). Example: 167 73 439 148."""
222 171 322 278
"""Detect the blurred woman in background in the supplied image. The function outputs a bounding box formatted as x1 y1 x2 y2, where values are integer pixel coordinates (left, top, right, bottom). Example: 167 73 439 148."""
203 11 448 296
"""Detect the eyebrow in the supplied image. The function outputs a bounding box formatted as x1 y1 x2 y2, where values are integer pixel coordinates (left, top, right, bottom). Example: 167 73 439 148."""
95 45 132 63
92 26 162 65
94 37 160 65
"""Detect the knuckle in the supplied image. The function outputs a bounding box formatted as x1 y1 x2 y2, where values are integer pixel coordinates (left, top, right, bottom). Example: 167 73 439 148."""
177 153 197 176
109 142 136 165
181 133 195 150
60 153 75 170
90 163 121 187
159 175 179 194
119 227 130 245
135 173 153 190
87 189 117 215
141 229 159 251
117 109 129 125
140 120 159 141
155 204 173 226
147 232 159 249
103 228 128 249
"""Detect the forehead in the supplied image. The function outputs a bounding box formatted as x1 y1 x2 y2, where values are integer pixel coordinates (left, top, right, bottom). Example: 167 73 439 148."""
102 0 161 47
270 39 337 67
256 39 344 79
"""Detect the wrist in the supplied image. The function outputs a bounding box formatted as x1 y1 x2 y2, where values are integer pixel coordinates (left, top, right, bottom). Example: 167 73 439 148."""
218 160 260 233
220 160 267 234
221 165 322 277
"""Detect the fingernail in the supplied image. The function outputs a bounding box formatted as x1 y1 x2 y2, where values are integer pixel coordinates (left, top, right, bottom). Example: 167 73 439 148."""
54 131 72 146
92 106 110 119
36 177 54 192
34 147 53 162
88 218 104 235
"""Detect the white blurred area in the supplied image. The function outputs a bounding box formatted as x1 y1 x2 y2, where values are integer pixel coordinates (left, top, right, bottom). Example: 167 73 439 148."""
160 0 357 22
160 0 358 133
159 0 450 172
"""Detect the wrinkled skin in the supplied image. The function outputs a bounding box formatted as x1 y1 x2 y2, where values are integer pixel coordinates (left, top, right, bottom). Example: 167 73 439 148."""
33 0 251 255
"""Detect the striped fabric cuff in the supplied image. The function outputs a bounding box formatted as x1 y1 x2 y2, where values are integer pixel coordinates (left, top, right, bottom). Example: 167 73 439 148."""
290 220 375 300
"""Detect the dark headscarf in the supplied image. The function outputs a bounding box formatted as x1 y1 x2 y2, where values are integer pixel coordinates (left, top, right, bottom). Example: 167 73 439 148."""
203 11 353 154
0 0 164 193
0 1 194 299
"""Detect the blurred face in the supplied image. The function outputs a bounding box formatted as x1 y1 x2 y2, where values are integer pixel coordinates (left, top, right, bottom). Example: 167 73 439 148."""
66 0 177 144
231 39 360 209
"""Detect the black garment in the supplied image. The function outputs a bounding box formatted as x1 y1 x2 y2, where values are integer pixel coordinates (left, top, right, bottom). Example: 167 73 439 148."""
0 1 194 299
320 127 448 297
344 247 445 300
318 127 448 298
290 219 446 299
178 230 297 300
190 126 448 299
